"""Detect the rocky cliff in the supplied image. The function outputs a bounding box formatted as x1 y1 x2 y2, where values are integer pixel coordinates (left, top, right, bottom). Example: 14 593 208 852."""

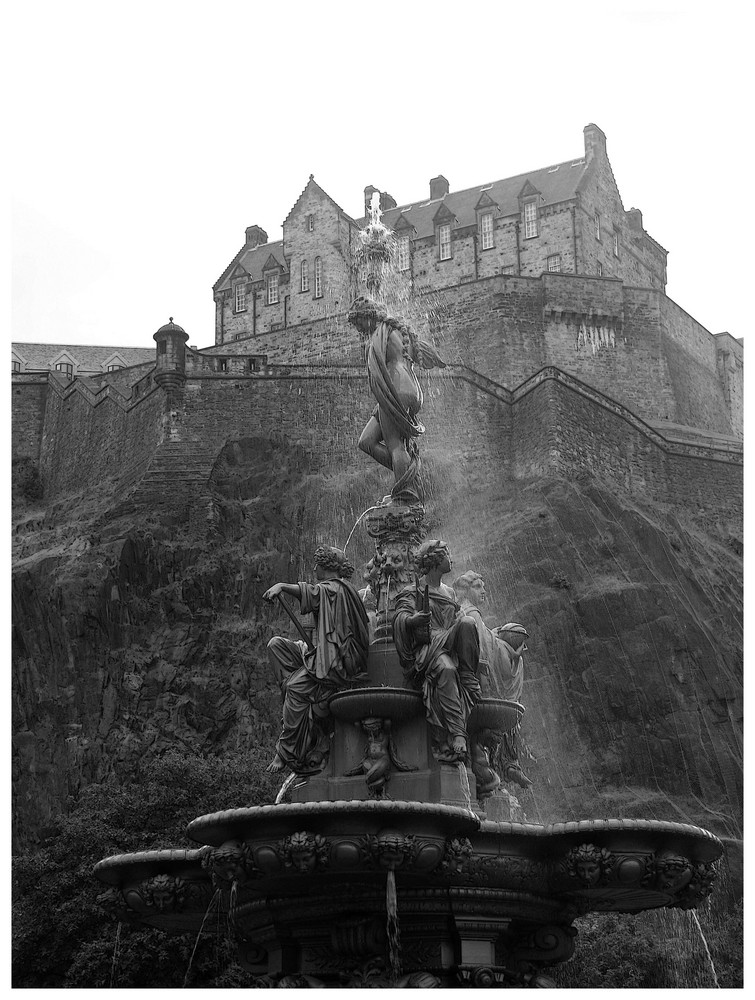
12 426 742 852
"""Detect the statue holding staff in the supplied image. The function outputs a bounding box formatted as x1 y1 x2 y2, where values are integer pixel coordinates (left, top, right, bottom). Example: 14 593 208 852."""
392 539 481 761
263 546 370 774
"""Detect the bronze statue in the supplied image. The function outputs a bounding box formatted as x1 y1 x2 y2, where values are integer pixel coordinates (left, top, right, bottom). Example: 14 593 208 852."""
348 296 445 503
454 571 532 790
263 546 370 774
392 540 481 760
344 717 416 798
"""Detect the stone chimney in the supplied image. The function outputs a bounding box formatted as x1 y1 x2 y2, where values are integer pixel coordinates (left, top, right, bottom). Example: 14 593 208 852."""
245 225 268 248
379 192 397 211
626 208 644 231
583 123 607 164
430 175 449 200
364 185 380 216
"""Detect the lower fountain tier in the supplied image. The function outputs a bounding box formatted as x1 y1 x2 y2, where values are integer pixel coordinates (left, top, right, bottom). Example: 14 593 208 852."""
94 804 722 984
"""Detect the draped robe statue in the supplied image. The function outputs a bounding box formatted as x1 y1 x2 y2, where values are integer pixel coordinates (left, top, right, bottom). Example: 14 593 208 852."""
264 547 370 774
392 540 481 760
348 297 445 503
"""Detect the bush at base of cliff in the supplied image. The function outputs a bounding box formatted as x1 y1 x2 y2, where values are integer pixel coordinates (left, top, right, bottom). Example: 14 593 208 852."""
553 904 743 989
12 747 278 988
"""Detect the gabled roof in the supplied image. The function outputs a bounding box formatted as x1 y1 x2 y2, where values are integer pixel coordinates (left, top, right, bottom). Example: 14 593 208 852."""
11 343 154 372
360 157 588 239
283 174 357 227
474 190 498 211
214 240 288 292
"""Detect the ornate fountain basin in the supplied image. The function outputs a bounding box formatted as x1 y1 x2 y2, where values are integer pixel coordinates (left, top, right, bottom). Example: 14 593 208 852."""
329 687 423 723
94 804 722 985
468 698 524 735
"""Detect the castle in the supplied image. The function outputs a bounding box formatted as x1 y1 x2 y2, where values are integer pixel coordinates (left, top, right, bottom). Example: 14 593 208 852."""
11 125 744 854
11 123 742 534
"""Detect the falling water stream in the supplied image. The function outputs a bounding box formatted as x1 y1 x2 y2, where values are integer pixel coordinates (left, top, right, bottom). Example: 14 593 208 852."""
109 920 122 988
182 888 221 988
385 869 402 982
690 910 720 988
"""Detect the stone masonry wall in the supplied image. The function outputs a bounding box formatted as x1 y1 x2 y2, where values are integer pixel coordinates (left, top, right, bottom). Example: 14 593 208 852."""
12 376 48 461
40 383 166 496
199 274 740 438
577 145 666 288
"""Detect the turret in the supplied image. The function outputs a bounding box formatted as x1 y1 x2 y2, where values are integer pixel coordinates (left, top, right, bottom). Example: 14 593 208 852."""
153 317 189 392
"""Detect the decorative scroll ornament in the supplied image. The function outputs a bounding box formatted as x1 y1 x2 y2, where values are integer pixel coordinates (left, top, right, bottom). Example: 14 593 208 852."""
440 837 474 875
457 964 558 988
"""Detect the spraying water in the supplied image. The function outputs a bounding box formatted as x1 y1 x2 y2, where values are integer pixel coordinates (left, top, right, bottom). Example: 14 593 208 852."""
342 499 390 551
275 772 297 804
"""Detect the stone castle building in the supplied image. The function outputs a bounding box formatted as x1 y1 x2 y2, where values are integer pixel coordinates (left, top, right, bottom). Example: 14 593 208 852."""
12 123 742 534
213 124 668 343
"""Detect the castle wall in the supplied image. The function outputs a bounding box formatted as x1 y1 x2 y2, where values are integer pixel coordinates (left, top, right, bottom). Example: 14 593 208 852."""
39 383 166 496
12 376 48 462
199 274 741 439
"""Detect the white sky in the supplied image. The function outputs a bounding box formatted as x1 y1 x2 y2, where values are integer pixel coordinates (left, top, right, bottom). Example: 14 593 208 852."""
8 1 750 350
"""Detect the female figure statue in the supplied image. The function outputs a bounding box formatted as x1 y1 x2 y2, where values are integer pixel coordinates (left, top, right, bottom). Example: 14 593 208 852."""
348 296 445 503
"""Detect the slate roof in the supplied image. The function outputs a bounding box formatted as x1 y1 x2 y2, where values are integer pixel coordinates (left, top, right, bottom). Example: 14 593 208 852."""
360 158 588 238
11 343 154 372
213 239 288 292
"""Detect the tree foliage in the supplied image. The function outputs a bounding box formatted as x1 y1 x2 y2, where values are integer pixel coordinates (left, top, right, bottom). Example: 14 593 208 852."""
12 747 277 988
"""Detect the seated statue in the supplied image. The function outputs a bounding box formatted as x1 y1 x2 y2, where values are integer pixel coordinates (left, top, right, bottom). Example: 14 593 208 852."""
263 546 370 774
392 540 481 761
453 571 532 789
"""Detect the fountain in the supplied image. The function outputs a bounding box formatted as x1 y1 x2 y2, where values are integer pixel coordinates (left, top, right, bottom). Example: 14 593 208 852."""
94 192 723 988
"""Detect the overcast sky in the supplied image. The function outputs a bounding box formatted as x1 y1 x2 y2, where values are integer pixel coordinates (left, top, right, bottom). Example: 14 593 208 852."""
9 1 749 350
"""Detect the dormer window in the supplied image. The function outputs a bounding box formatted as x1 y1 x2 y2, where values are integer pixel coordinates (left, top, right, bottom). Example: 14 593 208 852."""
234 283 247 312
301 260 309 292
438 224 452 260
307 214 314 232
523 201 538 239
480 212 494 250
595 213 601 240
314 257 323 298
397 236 410 272
55 362 73 380
613 231 619 257
107 364 123 372
266 272 279 305
12 361 21 373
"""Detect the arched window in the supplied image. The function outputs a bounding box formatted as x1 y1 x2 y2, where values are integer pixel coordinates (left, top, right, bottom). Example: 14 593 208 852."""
301 260 309 292
314 257 323 299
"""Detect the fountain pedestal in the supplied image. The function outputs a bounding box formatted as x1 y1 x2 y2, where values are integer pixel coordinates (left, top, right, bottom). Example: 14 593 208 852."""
289 639 484 810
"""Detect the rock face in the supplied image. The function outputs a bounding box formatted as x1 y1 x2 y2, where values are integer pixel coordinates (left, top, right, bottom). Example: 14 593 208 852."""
12 421 742 852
